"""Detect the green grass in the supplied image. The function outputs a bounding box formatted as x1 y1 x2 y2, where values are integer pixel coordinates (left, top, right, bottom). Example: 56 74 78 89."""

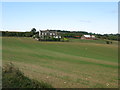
70 38 118 45
2 37 118 88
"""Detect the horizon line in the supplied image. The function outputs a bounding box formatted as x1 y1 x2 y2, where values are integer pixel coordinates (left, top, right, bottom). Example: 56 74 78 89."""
1 29 119 34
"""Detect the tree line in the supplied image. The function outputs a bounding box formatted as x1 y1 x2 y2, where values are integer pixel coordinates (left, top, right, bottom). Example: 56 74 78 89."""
57 30 119 41
1 28 120 41
1 28 37 37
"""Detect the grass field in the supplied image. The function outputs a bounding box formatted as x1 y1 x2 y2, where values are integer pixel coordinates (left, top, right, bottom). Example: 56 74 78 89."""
2 37 118 88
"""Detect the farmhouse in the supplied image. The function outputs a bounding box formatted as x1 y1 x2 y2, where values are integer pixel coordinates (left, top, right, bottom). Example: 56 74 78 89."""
39 30 61 40
81 35 96 40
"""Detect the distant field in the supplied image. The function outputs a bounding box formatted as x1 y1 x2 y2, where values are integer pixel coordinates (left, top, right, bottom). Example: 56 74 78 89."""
70 38 118 45
2 37 118 88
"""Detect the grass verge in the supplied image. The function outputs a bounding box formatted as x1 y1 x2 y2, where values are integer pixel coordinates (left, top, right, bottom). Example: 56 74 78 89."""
2 62 54 88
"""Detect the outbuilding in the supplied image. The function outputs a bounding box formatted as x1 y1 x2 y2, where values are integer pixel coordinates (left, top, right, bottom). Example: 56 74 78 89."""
81 35 96 40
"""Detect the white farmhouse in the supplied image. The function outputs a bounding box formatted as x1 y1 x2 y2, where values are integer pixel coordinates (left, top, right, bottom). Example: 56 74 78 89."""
39 30 61 40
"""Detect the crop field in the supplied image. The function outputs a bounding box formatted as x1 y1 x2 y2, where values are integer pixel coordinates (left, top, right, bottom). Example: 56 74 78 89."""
2 37 118 88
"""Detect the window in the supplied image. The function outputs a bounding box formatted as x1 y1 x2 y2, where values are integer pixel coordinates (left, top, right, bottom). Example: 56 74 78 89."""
50 33 52 35
59 36 61 38
53 33 55 35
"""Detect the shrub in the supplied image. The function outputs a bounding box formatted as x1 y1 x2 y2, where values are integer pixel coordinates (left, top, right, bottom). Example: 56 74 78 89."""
2 63 54 88
106 41 110 44
106 41 112 44
61 38 69 42
40 38 60 41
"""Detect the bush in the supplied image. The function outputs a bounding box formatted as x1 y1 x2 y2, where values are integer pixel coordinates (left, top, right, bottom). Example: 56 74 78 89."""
61 38 69 42
106 41 110 44
2 63 53 88
106 41 112 44
40 38 60 41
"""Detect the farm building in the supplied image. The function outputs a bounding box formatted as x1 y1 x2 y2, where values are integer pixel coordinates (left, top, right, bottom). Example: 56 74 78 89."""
39 30 61 40
81 35 96 40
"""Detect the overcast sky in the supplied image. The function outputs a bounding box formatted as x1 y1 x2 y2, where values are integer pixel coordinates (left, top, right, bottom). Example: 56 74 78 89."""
2 2 118 34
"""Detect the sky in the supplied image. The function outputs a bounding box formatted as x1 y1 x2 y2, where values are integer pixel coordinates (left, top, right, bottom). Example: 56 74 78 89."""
2 2 118 34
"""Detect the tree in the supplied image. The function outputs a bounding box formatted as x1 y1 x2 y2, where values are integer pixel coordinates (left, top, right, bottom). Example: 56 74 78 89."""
30 28 36 36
